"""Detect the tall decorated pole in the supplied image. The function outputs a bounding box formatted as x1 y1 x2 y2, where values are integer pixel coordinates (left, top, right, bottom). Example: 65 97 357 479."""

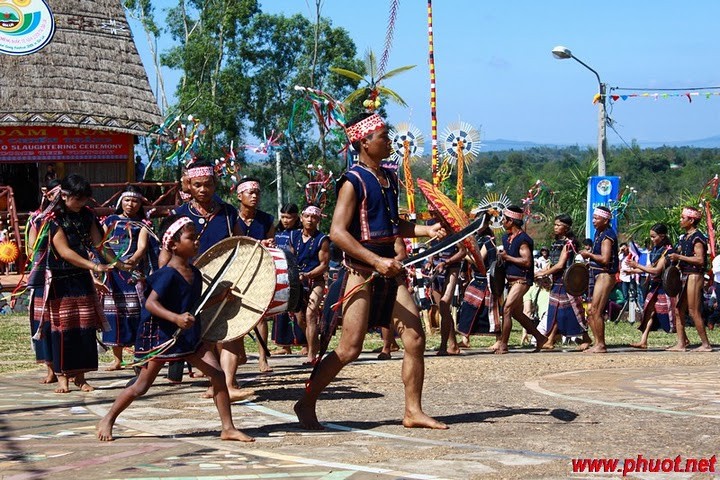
427 0 439 186
440 122 481 208
390 123 424 217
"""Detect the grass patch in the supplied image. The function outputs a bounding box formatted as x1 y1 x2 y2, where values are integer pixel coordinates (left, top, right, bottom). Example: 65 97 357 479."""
3 312 720 375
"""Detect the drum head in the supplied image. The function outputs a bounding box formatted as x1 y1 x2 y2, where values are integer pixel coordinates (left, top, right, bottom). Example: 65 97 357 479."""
662 265 682 297
488 260 506 297
563 263 589 297
194 237 277 342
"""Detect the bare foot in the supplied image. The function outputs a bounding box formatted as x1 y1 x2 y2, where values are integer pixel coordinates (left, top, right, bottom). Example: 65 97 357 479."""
488 340 501 352
494 346 509 355
666 344 687 352
74 377 95 392
630 342 647 350
54 376 70 393
693 345 713 352
300 347 308 356
576 342 591 352
105 362 122 371
459 337 471 349
294 399 324 430
228 387 255 402
270 348 291 355
533 335 548 351
402 411 448 430
54 386 70 393
220 428 254 442
188 370 206 378
202 386 214 399
541 342 555 351
583 344 607 354
40 373 58 384
258 358 273 373
96 418 115 441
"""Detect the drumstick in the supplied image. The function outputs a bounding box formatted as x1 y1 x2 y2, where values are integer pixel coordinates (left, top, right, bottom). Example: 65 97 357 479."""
200 241 261 338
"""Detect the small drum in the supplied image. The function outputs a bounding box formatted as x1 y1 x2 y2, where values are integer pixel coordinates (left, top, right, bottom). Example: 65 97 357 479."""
662 264 682 297
194 237 301 342
563 263 589 297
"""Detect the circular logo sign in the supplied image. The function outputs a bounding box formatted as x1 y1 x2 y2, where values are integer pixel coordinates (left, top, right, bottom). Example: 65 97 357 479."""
0 0 55 56
596 179 613 196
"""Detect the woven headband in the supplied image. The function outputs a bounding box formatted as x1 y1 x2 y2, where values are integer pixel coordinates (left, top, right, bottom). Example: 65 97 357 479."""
682 207 702 219
303 206 322 217
593 207 612 220
162 217 193 250
237 181 260 194
503 208 523 221
186 166 214 178
345 114 386 143
115 191 147 211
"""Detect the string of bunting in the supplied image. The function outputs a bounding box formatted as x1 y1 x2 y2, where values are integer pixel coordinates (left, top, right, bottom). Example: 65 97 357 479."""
603 91 720 104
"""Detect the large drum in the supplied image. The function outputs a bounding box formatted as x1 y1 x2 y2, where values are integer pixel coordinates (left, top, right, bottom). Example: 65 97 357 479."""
563 263 589 297
194 237 301 343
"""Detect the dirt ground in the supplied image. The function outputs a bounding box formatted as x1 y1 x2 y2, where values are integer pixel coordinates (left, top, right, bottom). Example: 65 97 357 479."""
2 345 710 479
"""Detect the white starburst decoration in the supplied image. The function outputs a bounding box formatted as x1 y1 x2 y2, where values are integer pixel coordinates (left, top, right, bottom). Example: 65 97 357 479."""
473 192 512 231
389 123 425 166
441 121 482 165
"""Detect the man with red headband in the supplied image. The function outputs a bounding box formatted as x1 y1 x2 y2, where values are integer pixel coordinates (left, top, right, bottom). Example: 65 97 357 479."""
579 205 618 353
294 112 448 431
667 206 713 351
496 205 548 354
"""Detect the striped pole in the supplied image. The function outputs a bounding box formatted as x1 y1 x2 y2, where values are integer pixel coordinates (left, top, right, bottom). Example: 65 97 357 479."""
427 0 439 187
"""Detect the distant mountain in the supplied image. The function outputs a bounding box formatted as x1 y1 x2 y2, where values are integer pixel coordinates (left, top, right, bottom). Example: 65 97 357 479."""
479 135 720 151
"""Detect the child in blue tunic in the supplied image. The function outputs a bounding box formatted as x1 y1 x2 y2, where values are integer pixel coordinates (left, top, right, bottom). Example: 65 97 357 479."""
96 215 254 443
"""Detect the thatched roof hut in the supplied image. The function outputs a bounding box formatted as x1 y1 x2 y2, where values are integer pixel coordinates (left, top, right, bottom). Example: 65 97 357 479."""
0 0 162 136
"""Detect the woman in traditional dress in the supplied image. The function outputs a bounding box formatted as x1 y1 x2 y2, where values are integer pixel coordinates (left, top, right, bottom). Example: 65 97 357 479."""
27 179 61 384
271 203 307 354
44 174 115 393
626 223 676 349
101 185 154 370
535 214 590 350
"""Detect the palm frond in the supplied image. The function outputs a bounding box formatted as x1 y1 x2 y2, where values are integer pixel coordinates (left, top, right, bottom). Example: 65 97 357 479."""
377 86 408 107
364 49 378 83
344 87 370 105
377 64 416 82
329 67 365 83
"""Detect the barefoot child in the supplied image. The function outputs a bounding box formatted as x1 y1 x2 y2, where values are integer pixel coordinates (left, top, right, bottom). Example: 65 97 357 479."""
97 215 253 442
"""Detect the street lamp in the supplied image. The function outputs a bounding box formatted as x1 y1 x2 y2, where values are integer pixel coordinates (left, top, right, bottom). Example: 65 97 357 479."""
552 45 608 176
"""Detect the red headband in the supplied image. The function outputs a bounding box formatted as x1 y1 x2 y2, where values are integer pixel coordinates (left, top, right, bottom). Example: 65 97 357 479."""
503 208 523 221
346 114 386 143
593 207 612 220
682 207 702 219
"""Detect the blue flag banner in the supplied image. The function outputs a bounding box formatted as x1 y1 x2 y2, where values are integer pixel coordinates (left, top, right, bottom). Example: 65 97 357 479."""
586 176 620 240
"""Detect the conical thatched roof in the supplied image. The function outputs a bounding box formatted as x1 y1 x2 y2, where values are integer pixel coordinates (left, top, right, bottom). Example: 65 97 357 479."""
0 0 162 137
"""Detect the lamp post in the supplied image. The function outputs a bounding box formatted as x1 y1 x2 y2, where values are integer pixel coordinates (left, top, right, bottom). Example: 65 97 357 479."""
552 45 607 176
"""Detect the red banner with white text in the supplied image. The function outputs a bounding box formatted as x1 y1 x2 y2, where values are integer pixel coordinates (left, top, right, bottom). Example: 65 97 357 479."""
0 126 132 162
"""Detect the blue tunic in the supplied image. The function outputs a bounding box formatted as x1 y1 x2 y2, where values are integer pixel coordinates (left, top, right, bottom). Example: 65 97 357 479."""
238 209 274 241
173 201 238 256
502 231 534 285
590 227 619 274
290 229 329 273
275 227 298 251
135 266 203 359
339 164 400 250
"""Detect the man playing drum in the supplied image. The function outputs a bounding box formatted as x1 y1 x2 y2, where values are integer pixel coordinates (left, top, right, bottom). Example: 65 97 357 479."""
294 112 448 431
667 207 713 352
496 206 547 354
579 206 618 353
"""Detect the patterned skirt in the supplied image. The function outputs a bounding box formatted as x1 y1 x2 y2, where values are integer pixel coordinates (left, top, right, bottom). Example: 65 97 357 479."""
547 278 587 336
45 270 108 375
101 269 142 347
639 281 676 333
456 277 499 335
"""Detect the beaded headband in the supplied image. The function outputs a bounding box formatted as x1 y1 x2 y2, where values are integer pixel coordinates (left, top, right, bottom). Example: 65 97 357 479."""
236 180 260 194
682 207 702 219
593 207 612 220
303 205 322 217
186 166 214 178
345 113 386 143
503 208 523 221
115 191 147 211
162 217 193 250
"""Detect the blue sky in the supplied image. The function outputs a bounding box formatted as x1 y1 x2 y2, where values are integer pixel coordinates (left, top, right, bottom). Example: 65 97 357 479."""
130 0 720 146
